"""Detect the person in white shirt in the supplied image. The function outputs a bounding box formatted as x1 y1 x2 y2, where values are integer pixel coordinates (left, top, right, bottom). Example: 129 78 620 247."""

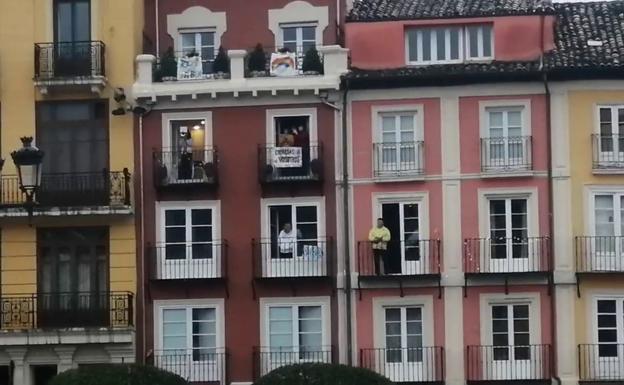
277 223 298 258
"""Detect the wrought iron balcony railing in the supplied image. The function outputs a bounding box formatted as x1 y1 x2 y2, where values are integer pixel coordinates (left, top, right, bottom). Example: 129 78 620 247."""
258 144 323 184
153 148 218 188
373 141 425 177
592 134 624 169
357 240 441 277
463 237 551 274
466 344 552 382
253 346 332 379
0 292 133 330
35 41 106 80
0 170 131 209
576 236 624 272
480 136 532 172
252 238 333 279
148 242 227 281
152 349 227 384
579 343 624 381
360 347 444 383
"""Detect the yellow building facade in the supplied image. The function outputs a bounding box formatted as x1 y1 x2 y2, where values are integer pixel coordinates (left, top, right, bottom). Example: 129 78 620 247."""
0 1 142 383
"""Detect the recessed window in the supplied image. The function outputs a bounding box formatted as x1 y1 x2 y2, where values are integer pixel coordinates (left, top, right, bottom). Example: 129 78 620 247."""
482 106 530 170
406 24 493 65
375 112 423 175
179 30 216 74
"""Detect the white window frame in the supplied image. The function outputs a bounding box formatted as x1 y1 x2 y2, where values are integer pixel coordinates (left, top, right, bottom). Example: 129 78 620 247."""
261 196 326 240
167 6 226 56
266 108 318 145
589 294 624 379
162 111 213 149
268 2 329 48
465 24 494 61
178 28 217 57
595 105 624 166
280 22 318 48
585 187 624 271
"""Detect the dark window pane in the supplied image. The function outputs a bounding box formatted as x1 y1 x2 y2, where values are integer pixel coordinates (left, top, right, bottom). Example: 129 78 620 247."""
513 305 529 318
192 209 212 225
296 206 317 222
192 227 212 243
282 27 297 42
598 329 618 343
165 244 186 260
482 25 493 57
492 306 508 319
598 314 617 327
435 28 446 61
493 334 508 346
493 320 507 333
302 27 316 41
468 26 479 57
493 347 509 360
514 346 530 360
166 210 186 226
598 300 616 313
166 228 186 243
421 29 431 61
599 344 618 357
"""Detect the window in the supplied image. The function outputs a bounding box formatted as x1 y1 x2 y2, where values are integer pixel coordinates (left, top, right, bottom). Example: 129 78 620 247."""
281 25 317 53
268 305 323 358
55 0 90 42
268 115 315 180
484 107 528 169
406 24 493 65
164 118 210 183
597 106 624 165
491 304 531 361
179 30 216 74
379 202 426 275
161 206 214 260
269 203 319 259
162 307 217 359
385 307 423 363
592 193 624 269
489 198 529 262
376 112 422 174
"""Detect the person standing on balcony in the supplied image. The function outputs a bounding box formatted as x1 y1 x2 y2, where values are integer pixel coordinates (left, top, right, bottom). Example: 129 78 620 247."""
178 131 193 180
369 218 391 275
278 223 297 259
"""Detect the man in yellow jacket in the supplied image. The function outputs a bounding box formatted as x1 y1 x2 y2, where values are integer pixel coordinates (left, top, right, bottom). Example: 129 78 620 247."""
368 218 391 275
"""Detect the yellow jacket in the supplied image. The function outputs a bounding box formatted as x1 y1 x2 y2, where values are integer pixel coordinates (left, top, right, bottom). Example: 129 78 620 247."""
368 226 391 249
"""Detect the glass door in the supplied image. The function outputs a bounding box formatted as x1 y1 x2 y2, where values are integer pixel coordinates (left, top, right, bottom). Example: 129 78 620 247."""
594 194 624 271
486 108 525 169
379 113 418 173
54 0 91 77
381 203 424 275
490 304 534 380
598 107 624 166
594 299 624 379
384 307 425 382
488 199 530 272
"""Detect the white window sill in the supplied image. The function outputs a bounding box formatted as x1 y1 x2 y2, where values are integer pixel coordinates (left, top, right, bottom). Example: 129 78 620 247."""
480 168 534 179
373 172 425 183
592 167 624 175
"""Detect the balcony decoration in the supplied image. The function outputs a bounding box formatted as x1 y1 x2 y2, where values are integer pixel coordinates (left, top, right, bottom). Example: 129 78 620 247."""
302 47 323 75
156 47 178 82
11 137 44 220
213 46 230 79
270 47 297 77
248 43 267 77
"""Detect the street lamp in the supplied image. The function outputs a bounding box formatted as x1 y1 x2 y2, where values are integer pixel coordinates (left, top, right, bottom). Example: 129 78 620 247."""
11 137 44 220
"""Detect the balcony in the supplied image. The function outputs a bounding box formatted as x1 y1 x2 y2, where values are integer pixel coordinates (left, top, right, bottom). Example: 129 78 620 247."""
132 46 348 101
153 147 218 190
360 347 444 383
152 349 227 384
576 236 624 273
0 292 133 330
466 345 552 382
258 144 323 185
373 142 425 179
463 237 551 275
34 41 106 94
252 238 333 279
148 242 227 281
578 344 624 382
253 346 332 379
0 170 132 217
480 136 532 175
592 134 624 171
357 240 441 278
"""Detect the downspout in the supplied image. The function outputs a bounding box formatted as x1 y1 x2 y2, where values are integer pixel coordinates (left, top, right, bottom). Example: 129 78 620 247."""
155 0 160 57
139 113 146 363
342 81 353 366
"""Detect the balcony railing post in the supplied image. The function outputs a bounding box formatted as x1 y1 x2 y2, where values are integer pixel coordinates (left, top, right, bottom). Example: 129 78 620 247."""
123 168 131 206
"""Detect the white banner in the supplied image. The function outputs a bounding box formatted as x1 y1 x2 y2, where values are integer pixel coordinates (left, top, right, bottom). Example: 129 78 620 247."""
177 56 203 80
270 52 297 77
272 146 302 168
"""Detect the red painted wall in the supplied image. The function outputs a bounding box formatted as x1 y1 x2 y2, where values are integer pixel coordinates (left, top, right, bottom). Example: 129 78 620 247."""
345 15 556 69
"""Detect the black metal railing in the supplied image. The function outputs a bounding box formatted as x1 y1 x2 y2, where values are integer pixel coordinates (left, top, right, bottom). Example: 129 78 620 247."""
258 144 323 183
0 292 133 330
253 346 332 379
152 349 227 384
0 170 131 208
148 242 227 280
252 238 333 279
357 240 440 277
463 237 551 274
480 136 532 172
579 343 624 381
246 46 324 77
592 134 624 169
35 41 105 80
153 148 218 188
373 141 425 177
576 236 624 272
360 347 444 383
466 345 552 381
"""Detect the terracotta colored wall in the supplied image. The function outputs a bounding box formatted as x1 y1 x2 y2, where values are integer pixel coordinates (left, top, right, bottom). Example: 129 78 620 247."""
144 0 339 54
345 15 556 69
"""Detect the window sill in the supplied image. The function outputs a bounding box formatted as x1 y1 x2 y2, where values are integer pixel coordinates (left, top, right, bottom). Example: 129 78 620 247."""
480 168 534 179
373 172 425 183
592 168 624 175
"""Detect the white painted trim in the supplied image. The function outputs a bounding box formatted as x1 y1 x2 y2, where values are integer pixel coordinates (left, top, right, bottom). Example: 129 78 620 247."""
479 292 542 346
372 295 435 349
593 104 624 135
370 104 424 144
161 111 213 149
260 196 326 239
153 298 226 351
371 191 430 240
477 187 539 238
258 296 332 348
155 200 222 244
584 185 624 235
265 107 318 145
588 293 624 344
478 99 532 138
268 1 329 47
167 6 227 53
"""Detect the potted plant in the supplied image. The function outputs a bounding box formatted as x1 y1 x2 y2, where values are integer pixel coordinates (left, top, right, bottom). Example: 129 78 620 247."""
247 43 267 77
158 46 178 81
301 47 323 75
212 46 230 79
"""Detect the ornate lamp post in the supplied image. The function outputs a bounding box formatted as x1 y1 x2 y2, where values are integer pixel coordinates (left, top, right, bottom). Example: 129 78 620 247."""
11 137 44 220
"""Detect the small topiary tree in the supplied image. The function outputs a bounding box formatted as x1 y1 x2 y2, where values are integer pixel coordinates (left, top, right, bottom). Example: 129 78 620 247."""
157 46 178 80
49 363 189 385
213 46 230 74
247 43 267 73
301 47 323 74
253 363 393 385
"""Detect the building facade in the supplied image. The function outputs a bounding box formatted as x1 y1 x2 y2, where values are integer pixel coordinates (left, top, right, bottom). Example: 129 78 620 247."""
0 0 142 384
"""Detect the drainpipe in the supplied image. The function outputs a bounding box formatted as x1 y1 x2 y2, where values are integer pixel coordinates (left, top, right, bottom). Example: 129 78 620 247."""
341 81 353 366
155 0 160 57
138 113 146 363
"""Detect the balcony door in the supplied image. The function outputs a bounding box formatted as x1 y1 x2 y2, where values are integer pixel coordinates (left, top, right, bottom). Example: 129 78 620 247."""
597 106 624 166
164 118 210 184
377 112 421 174
593 194 624 270
38 227 108 328
270 115 312 180
381 202 424 275
593 299 624 379
53 0 92 77
488 198 532 273
484 107 527 169
489 304 536 380
383 306 427 382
